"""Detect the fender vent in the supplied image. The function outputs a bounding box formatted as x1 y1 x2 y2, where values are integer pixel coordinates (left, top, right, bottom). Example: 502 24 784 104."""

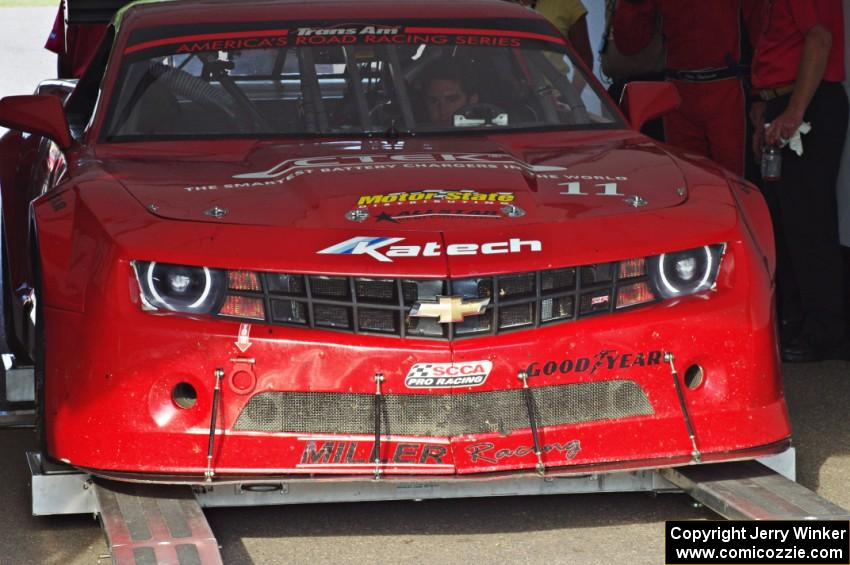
234 380 653 436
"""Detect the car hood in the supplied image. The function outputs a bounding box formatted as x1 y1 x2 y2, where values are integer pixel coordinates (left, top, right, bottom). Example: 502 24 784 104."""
101 132 690 230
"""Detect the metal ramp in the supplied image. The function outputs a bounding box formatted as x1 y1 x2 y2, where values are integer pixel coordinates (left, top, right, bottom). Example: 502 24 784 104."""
26 447 850 564
0 354 35 427
661 460 850 520
92 479 223 565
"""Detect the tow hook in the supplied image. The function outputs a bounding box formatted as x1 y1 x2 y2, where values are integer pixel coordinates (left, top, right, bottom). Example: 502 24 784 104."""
518 370 546 477
205 368 225 482
665 353 701 463
373 372 385 481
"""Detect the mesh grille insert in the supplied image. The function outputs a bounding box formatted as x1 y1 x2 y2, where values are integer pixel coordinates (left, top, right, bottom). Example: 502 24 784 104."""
234 380 653 436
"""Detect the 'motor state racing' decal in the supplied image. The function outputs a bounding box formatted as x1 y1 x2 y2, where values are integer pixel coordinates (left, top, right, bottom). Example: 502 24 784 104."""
358 189 515 207
405 361 493 388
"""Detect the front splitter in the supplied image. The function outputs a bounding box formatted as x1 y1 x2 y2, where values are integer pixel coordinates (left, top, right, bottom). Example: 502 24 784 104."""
28 447 795 514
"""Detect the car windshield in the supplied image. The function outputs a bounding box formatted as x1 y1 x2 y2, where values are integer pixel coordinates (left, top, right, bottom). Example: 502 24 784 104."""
104 20 620 140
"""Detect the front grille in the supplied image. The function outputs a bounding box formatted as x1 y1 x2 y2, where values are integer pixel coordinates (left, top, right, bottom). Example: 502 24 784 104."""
234 380 654 436
218 261 657 340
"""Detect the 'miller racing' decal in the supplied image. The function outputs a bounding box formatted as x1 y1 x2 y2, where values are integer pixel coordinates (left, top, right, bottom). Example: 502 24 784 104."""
405 361 493 388
299 441 449 466
465 440 581 464
318 236 541 263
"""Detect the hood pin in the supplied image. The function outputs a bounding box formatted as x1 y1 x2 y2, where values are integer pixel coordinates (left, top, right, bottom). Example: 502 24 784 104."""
623 195 648 208
502 204 526 218
346 209 369 223
205 206 228 218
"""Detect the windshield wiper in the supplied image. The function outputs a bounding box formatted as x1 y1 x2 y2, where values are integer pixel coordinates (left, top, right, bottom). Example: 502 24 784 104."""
382 120 412 140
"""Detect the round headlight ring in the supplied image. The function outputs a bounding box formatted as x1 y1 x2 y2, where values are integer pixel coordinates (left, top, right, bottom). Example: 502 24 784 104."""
145 262 220 312
656 246 714 298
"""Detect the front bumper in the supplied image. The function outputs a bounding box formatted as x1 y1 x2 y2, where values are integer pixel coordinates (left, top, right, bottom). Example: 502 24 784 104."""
43 243 791 479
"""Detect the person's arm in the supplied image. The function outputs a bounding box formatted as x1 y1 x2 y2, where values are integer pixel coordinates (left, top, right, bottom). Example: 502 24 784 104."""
568 13 593 70
612 0 657 56
750 100 766 161
764 24 832 146
45 2 69 78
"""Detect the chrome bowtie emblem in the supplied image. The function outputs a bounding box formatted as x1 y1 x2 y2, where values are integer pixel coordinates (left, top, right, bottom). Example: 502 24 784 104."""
410 295 490 324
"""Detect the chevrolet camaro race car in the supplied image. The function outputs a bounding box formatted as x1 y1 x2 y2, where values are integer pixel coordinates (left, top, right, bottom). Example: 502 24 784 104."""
0 0 791 485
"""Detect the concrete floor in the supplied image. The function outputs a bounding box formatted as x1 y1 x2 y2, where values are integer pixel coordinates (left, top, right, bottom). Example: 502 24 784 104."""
1 6 849 564
2 361 848 565
0 7 56 101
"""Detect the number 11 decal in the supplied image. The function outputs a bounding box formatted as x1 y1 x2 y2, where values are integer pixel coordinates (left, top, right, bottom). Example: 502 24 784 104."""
558 182 624 197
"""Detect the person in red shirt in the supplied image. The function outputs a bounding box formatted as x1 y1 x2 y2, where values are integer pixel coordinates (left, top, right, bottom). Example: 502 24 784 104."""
45 0 108 79
613 0 764 177
750 0 848 362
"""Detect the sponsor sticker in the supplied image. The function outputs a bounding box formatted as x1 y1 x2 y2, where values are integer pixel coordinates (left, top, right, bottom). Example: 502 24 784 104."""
405 361 493 388
299 440 450 466
525 350 663 377
358 189 515 207
317 236 541 263
465 440 581 464
126 25 566 56
376 209 501 223
231 153 566 181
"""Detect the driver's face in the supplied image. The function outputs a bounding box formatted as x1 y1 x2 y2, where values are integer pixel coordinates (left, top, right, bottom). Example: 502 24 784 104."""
425 79 478 125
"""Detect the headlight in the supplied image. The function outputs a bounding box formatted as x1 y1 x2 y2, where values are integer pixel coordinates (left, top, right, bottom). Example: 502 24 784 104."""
648 245 724 299
134 261 226 313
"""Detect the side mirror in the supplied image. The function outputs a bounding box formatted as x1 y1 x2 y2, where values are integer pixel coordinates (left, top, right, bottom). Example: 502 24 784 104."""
620 82 681 132
36 79 79 103
0 95 72 150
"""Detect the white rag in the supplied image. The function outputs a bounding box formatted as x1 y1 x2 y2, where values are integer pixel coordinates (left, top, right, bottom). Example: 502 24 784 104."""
765 121 812 156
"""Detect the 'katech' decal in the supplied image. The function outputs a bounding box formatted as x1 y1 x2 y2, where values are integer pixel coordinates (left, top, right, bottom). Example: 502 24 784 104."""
525 350 663 377
317 236 541 263
405 361 493 388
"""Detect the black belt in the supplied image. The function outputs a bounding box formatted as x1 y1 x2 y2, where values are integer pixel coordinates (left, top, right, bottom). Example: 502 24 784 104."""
758 84 794 101
665 66 742 82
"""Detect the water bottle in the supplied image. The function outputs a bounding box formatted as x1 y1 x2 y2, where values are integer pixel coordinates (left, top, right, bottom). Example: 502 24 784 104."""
761 144 782 181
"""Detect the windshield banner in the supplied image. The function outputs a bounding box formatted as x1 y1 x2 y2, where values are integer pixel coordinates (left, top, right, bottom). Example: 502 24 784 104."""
125 21 565 56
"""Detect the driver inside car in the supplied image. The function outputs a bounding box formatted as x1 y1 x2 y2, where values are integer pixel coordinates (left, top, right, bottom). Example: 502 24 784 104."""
421 64 480 126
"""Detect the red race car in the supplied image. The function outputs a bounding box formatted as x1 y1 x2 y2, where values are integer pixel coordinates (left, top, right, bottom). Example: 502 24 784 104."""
0 0 789 485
